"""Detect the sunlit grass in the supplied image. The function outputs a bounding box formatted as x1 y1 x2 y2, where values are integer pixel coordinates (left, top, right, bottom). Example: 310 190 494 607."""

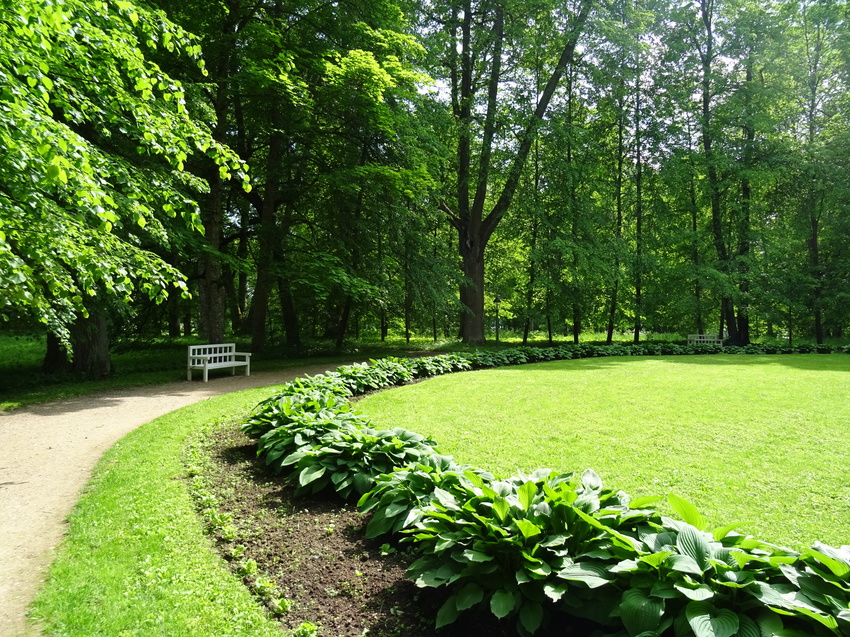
29 389 285 637
357 354 850 549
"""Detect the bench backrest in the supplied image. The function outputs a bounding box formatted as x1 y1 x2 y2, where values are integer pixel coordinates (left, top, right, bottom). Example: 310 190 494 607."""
188 343 236 364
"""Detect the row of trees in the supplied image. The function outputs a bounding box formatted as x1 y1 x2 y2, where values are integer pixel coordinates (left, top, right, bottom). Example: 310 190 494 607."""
1 0 849 375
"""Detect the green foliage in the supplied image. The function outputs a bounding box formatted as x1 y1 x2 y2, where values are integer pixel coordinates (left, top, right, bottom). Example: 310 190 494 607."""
243 351 850 635
404 471 850 637
0 0 248 341
281 422 437 499
241 387 353 439
358 455 495 538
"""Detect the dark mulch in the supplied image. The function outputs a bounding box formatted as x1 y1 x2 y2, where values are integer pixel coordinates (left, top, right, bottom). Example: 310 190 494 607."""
194 424 599 637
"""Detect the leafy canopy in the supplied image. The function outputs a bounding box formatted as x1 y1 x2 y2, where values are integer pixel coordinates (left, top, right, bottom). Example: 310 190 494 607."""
0 0 248 340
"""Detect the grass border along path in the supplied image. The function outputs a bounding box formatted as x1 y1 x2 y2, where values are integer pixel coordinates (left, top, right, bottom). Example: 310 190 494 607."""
29 389 284 637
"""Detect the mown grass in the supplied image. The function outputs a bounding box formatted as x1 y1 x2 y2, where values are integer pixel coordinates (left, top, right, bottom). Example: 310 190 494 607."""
357 354 850 549
29 388 287 637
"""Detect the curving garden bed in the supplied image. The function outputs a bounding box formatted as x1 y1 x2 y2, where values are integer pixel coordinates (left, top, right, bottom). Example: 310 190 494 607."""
193 344 850 637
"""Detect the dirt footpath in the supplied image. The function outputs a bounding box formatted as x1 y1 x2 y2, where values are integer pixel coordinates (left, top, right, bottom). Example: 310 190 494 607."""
0 364 349 637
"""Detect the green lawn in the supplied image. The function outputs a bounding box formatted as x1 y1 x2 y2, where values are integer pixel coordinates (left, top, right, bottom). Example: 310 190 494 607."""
30 389 286 637
357 354 850 549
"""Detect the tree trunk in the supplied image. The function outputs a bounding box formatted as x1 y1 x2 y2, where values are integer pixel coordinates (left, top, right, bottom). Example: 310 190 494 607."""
44 312 111 378
250 125 284 352
335 296 353 348
457 232 486 343
198 177 225 343
689 167 705 334
809 213 824 344
43 333 71 374
633 52 644 344
277 278 301 347
443 0 593 344
167 285 181 338
606 107 625 346
735 62 754 346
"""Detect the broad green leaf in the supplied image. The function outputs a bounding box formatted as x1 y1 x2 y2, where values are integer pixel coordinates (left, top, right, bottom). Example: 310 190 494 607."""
515 518 542 539
492 496 510 522
462 549 493 563
298 464 326 486
711 521 750 541
668 494 708 530
352 472 373 494
518 480 537 511
674 583 714 601
581 468 603 491
677 525 710 572
383 500 408 518
519 600 543 634
436 596 460 628
803 546 850 578
641 551 674 568
543 582 568 602
791 605 837 630
666 554 704 576
491 589 519 618
629 495 662 509
620 588 664 636
685 601 739 637
455 582 484 610
736 615 760 637
281 450 306 466
558 562 611 588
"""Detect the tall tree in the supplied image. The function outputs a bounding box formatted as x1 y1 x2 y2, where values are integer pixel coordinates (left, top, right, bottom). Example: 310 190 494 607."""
0 0 247 372
431 0 595 343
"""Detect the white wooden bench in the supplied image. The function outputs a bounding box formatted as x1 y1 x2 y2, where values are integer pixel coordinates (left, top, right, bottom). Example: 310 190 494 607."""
687 334 723 347
187 343 252 382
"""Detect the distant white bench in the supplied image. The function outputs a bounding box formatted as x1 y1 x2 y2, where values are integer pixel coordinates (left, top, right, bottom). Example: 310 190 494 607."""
687 334 723 347
187 343 252 382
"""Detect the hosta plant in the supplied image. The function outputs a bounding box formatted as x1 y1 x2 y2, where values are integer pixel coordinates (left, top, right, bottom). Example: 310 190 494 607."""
403 469 658 636
242 389 353 438
280 424 438 499
256 409 371 473
358 455 496 538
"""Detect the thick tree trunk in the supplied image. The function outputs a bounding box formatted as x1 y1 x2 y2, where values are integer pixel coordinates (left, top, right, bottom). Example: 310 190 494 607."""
43 333 71 374
198 178 226 343
689 170 705 334
606 109 625 346
444 0 593 344
809 213 824 344
335 296 353 348
167 285 181 338
458 233 486 344
250 126 284 352
633 61 644 345
43 312 111 378
277 278 301 347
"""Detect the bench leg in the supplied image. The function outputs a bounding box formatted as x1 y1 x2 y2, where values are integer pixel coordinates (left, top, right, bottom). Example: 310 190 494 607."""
246 360 250 377
203 364 209 383
187 368 192 381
